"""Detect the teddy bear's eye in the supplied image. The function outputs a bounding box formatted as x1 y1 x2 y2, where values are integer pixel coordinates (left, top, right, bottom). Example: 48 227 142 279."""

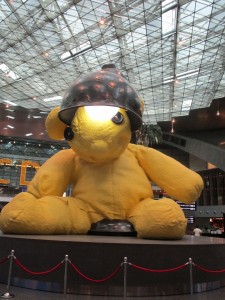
111 112 124 124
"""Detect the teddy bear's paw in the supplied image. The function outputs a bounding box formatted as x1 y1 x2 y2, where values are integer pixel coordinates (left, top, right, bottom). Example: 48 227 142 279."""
0 194 91 235
128 198 187 240
0 194 71 234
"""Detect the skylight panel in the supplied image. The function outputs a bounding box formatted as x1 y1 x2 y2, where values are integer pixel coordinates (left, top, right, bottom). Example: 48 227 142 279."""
60 42 92 62
182 99 192 111
162 0 177 12
162 0 177 36
0 63 22 81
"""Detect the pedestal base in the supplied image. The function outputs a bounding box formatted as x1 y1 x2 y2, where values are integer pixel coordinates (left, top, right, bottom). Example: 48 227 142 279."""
0 234 225 296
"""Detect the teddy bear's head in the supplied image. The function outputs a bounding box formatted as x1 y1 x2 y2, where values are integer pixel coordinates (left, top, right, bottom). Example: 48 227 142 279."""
46 64 143 163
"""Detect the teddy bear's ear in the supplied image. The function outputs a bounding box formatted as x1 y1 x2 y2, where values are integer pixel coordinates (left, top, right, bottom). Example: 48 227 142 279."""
45 106 67 140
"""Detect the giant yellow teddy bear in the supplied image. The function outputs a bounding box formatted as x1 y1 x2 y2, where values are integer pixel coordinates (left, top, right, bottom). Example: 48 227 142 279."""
0 64 203 239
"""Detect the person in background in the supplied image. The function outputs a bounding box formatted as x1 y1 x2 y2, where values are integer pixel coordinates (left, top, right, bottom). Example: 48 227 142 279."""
193 225 203 236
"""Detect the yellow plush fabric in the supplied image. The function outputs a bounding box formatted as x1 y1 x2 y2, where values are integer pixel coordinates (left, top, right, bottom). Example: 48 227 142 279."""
0 107 204 239
45 106 67 140
69 107 131 163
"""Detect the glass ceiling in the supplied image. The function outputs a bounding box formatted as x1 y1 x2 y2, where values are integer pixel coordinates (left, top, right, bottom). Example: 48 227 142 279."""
0 0 225 125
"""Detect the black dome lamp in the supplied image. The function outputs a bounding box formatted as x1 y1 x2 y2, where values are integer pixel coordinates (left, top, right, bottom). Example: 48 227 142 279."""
58 64 143 131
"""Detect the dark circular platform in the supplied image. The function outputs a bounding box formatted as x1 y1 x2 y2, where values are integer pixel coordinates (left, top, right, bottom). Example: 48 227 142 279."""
0 233 225 297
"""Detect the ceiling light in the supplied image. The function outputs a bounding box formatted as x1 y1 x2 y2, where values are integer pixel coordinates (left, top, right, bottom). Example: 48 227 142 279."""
216 100 220 116
60 51 71 61
33 116 42 119
176 68 200 79
25 133 33 136
163 78 174 84
7 125 14 129
3 100 17 106
163 68 199 84
6 116 15 119
40 111 48 114
99 17 107 27
178 37 184 46
71 42 92 55
43 52 49 58
43 96 63 102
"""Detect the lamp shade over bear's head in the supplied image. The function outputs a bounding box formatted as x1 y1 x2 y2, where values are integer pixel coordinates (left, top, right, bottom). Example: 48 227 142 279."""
58 64 143 131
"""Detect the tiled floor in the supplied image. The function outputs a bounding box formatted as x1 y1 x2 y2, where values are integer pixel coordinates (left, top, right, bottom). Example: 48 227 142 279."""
1 284 225 300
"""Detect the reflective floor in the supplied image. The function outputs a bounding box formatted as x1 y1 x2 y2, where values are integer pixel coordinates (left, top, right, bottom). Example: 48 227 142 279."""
1 284 225 300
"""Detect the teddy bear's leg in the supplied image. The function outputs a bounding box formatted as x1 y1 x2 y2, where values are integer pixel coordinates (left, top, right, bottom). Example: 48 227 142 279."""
0 192 91 234
128 198 187 239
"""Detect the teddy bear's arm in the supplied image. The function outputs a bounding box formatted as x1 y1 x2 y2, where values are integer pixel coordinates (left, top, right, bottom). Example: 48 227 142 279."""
27 149 76 198
131 144 203 204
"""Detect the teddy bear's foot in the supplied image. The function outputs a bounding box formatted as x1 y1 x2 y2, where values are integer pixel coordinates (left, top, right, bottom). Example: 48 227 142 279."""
0 192 90 234
128 198 187 240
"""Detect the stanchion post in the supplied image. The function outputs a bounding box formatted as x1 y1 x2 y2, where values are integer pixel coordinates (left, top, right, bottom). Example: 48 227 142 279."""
63 255 69 298
189 257 193 296
0 250 15 299
123 257 128 300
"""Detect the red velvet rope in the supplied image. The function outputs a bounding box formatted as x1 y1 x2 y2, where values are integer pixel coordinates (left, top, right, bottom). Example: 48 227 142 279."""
194 263 225 273
0 257 9 265
14 258 63 275
69 261 122 283
129 262 188 273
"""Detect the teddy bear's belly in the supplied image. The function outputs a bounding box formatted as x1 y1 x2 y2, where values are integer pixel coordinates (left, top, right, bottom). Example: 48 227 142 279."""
72 155 153 220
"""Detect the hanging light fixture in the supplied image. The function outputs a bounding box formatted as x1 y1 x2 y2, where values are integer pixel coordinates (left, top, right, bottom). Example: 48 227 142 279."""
171 118 175 133
99 17 107 27
216 100 220 116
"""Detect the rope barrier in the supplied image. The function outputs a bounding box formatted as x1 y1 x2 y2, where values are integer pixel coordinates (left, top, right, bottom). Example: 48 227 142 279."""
0 257 9 265
69 260 122 283
14 258 63 275
129 262 188 273
194 263 225 273
2 248 225 300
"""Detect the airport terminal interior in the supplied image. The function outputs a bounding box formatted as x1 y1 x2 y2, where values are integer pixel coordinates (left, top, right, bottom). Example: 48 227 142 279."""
0 0 225 298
